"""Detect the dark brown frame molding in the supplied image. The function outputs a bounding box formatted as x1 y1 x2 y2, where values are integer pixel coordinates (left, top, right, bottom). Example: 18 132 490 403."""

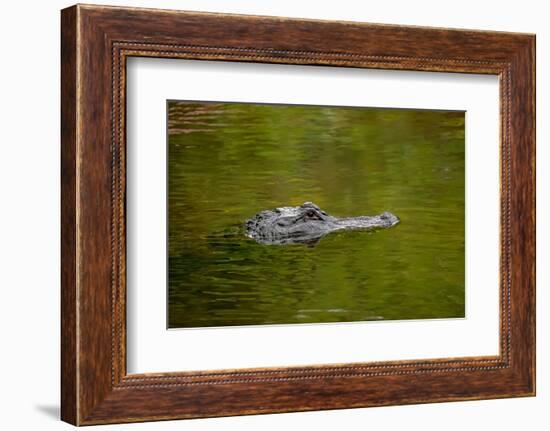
61 4 535 425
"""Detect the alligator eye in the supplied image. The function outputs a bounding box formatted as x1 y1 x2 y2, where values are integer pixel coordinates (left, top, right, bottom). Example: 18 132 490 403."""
306 210 317 218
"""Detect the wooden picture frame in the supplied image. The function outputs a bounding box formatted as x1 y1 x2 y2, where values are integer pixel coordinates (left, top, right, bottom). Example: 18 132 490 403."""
61 4 535 425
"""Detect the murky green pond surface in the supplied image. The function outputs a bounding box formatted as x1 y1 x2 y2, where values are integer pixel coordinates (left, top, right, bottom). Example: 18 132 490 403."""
168 101 465 328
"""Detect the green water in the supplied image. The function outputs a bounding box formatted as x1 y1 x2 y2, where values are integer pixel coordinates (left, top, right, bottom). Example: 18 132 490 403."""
167 101 465 328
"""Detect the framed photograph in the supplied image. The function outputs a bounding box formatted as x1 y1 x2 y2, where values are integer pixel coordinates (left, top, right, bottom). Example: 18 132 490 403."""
61 4 535 425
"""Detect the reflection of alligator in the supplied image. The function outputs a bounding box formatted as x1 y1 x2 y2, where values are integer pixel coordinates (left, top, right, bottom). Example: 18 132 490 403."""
245 202 399 245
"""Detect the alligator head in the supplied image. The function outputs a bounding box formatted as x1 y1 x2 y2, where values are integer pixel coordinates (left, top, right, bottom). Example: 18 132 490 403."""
245 202 399 245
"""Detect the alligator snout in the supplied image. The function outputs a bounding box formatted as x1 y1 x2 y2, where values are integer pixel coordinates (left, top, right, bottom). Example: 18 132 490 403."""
379 211 400 226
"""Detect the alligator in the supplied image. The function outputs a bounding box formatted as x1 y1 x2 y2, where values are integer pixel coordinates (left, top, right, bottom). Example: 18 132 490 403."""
245 202 399 245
